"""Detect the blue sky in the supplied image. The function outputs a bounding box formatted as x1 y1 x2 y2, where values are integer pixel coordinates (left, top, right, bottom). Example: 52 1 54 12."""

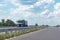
0 0 60 25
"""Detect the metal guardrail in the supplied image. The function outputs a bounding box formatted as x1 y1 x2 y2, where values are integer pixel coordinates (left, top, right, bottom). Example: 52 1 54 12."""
0 27 41 32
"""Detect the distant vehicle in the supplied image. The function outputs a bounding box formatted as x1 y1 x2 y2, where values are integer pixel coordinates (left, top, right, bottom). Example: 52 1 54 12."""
17 20 28 27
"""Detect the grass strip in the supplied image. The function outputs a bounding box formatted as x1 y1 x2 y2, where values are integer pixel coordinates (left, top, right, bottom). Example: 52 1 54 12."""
0 27 44 40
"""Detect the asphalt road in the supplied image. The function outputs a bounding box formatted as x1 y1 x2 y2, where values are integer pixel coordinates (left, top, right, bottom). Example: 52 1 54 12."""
7 27 60 40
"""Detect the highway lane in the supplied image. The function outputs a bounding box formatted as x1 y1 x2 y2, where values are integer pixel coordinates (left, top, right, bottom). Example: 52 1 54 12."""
8 27 60 40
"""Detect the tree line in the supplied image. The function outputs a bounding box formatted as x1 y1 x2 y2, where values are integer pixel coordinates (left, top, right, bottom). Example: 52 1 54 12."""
0 19 59 27
0 19 16 27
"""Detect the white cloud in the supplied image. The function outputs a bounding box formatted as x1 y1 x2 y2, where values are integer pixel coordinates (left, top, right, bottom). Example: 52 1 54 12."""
54 3 60 10
10 0 20 6
48 3 60 18
9 8 33 18
0 0 59 25
0 1 7 7
39 9 49 17
8 0 55 11
30 0 55 10
0 4 3 6
40 9 49 15
35 1 41 6
48 9 60 18
42 0 54 3
7 0 55 25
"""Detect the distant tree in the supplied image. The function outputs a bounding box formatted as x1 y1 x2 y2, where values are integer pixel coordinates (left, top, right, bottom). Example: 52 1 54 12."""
0 19 16 27
35 23 38 26
56 25 60 27
41 25 49 28
0 22 2 26
2 19 5 23
45 25 49 27
5 19 16 26
41 25 44 26
1 19 5 26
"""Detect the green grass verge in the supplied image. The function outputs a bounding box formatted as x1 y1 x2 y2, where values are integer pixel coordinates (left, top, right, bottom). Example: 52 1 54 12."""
0 27 44 40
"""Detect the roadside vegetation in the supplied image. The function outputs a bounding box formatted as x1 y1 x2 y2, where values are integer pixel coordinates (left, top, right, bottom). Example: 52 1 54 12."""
0 19 16 27
0 19 50 40
55 25 60 27
0 27 45 40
